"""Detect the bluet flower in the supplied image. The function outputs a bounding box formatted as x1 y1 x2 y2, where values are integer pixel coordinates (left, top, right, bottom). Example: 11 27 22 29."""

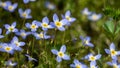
23 0 36 4
40 17 54 31
45 1 56 10
25 20 40 32
84 53 101 61
70 59 87 68
0 1 11 9
62 10 76 26
0 43 15 55
51 45 70 62
4 22 18 34
11 36 25 51
81 8 91 15
90 61 98 68
15 29 31 39
105 43 120 60
25 54 37 61
80 36 94 47
33 32 50 40
52 14 68 31
88 13 102 21
18 8 32 19
5 2 18 12
107 59 120 68
5 60 17 67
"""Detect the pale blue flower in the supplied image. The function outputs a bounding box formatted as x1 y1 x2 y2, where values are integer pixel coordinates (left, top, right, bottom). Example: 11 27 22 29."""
70 59 87 68
18 8 32 19
107 59 120 68
25 54 37 61
4 22 18 34
90 61 98 68
80 36 94 47
62 10 76 26
5 60 17 67
23 0 36 4
88 13 102 21
105 43 120 60
0 28 4 38
45 1 56 10
81 8 91 15
84 53 101 61
51 45 70 62
5 2 18 12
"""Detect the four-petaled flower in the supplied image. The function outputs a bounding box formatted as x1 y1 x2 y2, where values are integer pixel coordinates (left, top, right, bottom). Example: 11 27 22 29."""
88 13 102 21
51 45 70 62
62 10 76 26
107 59 120 68
5 2 18 12
84 53 101 61
80 36 94 47
52 14 68 31
5 60 17 67
70 59 87 68
11 36 25 51
81 8 91 15
23 0 36 4
90 61 98 68
18 8 32 19
40 17 54 31
33 31 50 40
25 20 40 32
25 54 37 61
105 43 120 60
4 22 18 34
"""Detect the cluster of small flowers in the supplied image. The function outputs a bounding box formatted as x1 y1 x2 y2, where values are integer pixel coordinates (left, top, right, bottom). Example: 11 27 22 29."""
105 43 120 67
81 8 102 21
51 36 102 68
0 0 76 67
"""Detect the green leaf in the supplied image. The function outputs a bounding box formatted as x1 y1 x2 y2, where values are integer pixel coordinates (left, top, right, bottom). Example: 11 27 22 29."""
103 21 114 34
115 21 120 34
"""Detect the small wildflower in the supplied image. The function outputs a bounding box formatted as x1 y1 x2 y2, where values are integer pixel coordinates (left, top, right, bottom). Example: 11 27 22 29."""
81 8 91 15
51 45 70 62
62 10 76 26
23 0 36 4
5 2 18 12
90 61 98 68
107 59 120 68
25 20 41 32
18 8 32 19
88 13 102 21
4 22 18 34
45 1 56 10
105 43 120 60
15 29 31 39
84 53 101 61
80 36 94 47
0 1 11 9
5 60 17 67
33 32 50 40
70 59 87 68
40 17 54 31
0 43 15 55
11 36 25 51
52 14 68 31
25 54 37 61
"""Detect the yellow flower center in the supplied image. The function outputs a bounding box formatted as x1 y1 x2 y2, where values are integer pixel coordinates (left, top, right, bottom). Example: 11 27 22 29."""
14 41 19 46
113 64 118 68
31 24 37 29
5 46 11 51
91 66 95 68
9 27 14 31
8 6 13 11
22 13 27 18
55 21 62 27
21 32 26 37
92 15 97 20
84 40 89 44
1 3 6 7
42 23 48 28
111 50 117 56
66 16 71 21
76 65 81 68
38 33 44 38
90 56 96 61
58 52 64 57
